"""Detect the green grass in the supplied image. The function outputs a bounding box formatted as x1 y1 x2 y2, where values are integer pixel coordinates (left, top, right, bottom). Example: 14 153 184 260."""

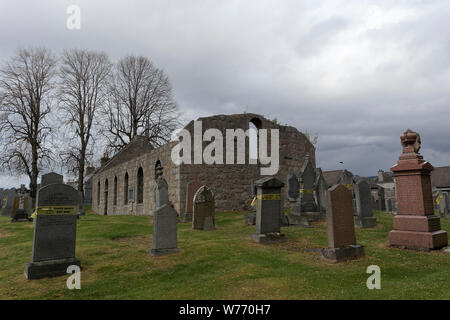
0 208 449 300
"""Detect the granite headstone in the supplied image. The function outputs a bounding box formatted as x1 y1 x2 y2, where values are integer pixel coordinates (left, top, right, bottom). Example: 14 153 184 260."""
192 185 215 231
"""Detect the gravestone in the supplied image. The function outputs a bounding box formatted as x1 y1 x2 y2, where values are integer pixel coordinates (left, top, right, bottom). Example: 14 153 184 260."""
377 187 386 211
287 174 300 201
385 198 393 212
389 129 447 250
251 177 285 243
77 191 85 216
314 168 328 218
183 181 203 222
1 188 17 217
244 213 256 225
41 172 63 187
354 180 377 228
439 192 449 218
149 177 180 257
24 183 80 279
192 185 215 231
321 184 365 262
11 186 33 222
340 170 356 214
299 156 321 221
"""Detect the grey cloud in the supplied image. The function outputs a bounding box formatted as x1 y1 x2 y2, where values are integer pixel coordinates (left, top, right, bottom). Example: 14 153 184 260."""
1 0 450 187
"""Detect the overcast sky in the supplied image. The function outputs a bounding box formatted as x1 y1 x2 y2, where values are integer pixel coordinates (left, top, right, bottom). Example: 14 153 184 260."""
1 0 450 188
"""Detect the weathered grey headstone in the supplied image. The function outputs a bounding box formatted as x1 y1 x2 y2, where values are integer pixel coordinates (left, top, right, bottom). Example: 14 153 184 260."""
11 193 33 222
377 187 386 211
150 177 179 257
40 172 63 188
244 213 256 225
439 192 449 218
24 183 80 279
339 170 354 187
251 177 285 243
385 198 393 212
1 188 17 217
287 174 300 201
288 156 318 224
314 168 328 218
321 184 365 262
354 180 377 228
154 178 169 209
182 181 203 222
192 185 215 231
299 156 319 214
77 191 85 216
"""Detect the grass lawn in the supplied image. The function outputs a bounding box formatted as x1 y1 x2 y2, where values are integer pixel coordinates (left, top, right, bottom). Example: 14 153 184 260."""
0 208 449 300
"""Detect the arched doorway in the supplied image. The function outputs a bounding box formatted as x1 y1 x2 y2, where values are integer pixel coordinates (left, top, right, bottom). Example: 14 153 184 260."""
249 117 261 162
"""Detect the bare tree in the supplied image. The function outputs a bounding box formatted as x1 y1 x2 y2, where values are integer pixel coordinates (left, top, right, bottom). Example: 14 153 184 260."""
58 49 112 195
0 48 56 199
103 55 180 152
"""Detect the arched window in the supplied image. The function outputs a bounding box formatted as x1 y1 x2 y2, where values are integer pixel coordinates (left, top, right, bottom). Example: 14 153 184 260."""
113 176 117 205
97 181 101 205
249 118 261 161
124 172 129 204
155 160 162 179
137 167 144 204
104 179 109 215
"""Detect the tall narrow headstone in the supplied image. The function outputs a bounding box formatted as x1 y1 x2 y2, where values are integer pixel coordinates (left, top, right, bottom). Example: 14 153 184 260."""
314 168 328 218
24 183 80 279
389 129 448 250
321 184 365 262
377 187 386 211
299 156 321 221
287 174 300 202
251 177 285 243
439 192 449 218
149 177 180 257
354 180 377 228
192 186 215 231
1 188 17 217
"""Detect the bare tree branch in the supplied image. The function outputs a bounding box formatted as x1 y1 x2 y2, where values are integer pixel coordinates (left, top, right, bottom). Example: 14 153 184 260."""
101 55 181 153
0 47 56 199
58 49 112 194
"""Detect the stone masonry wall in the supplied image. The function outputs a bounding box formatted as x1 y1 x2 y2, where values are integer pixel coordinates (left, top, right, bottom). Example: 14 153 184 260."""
92 141 179 216
92 113 315 215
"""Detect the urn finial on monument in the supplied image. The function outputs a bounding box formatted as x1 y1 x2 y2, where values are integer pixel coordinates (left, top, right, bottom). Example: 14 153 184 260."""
400 128 421 154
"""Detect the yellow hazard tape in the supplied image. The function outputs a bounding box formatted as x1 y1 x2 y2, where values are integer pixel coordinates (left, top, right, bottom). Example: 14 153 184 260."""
256 194 281 201
299 189 314 194
30 205 77 219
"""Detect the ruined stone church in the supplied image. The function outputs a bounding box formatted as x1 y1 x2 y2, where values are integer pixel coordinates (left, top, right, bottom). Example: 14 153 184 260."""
91 113 316 218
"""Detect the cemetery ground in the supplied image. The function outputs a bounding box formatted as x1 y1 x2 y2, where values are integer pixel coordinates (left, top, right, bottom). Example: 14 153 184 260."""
0 208 449 300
